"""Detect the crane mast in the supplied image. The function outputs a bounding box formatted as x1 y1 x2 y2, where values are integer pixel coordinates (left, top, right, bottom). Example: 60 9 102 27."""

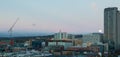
8 18 19 37
8 18 19 46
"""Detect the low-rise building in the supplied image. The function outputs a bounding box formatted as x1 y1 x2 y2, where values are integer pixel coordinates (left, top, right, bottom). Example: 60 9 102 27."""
82 33 103 46
54 31 74 40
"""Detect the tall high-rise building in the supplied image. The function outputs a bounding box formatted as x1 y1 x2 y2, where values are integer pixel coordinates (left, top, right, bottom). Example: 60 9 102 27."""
104 7 120 51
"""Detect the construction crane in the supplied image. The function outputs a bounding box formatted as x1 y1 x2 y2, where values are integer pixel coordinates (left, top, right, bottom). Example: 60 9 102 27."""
8 18 19 46
8 18 19 37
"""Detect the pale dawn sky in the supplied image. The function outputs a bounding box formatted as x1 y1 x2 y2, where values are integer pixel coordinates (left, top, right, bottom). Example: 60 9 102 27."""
0 0 120 34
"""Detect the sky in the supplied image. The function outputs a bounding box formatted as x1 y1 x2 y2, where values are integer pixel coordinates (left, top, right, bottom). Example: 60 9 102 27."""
0 0 120 35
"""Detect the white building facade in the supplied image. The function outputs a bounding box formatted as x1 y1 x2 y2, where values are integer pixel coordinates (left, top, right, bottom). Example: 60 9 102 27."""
82 33 103 46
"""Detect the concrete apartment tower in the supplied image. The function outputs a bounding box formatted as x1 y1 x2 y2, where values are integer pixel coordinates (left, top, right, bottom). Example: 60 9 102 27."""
54 30 68 40
104 7 120 51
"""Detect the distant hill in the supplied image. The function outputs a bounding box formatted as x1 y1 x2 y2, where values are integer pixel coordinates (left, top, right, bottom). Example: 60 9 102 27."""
0 32 54 37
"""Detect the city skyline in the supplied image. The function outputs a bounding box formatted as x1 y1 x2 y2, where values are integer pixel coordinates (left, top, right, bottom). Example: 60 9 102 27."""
0 0 120 34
